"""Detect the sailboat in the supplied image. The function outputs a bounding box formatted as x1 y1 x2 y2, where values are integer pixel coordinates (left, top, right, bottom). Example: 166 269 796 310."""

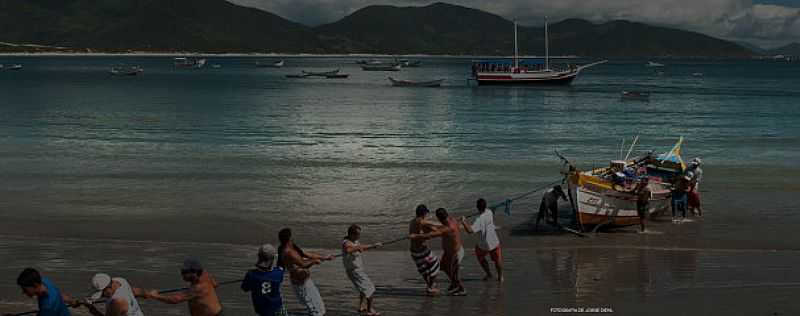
472 20 606 85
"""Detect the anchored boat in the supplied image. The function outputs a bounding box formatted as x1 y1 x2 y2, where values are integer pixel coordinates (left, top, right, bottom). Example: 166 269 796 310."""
388 77 444 87
174 57 206 69
256 60 284 68
362 64 401 71
110 66 144 76
472 20 606 85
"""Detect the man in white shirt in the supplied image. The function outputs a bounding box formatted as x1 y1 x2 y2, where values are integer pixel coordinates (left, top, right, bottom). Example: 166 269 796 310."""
460 198 503 283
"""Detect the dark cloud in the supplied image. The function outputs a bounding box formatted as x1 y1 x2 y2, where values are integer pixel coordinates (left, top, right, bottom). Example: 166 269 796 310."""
229 0 800 47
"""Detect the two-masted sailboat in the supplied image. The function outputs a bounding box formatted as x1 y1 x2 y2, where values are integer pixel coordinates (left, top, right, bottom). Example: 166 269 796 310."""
472 20 607 85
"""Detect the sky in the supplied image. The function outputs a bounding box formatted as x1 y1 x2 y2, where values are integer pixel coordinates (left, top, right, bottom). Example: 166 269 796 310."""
229 0 800 48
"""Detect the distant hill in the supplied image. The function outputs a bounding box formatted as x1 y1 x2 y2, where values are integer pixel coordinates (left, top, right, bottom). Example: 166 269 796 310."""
737 41 766 54
0 0 322 52
316 3 752 57
0 0 756 57
769 43 800 56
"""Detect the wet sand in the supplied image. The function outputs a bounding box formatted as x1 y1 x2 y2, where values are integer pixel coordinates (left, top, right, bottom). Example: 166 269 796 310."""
3 179 800 316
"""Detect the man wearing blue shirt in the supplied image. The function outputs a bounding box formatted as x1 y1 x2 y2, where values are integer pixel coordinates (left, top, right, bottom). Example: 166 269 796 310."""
12 268 78 316
241 244 286 316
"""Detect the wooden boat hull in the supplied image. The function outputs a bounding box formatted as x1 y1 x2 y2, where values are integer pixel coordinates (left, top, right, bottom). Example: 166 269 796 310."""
388 77 444 87
574 185 670 227
476 70 578 85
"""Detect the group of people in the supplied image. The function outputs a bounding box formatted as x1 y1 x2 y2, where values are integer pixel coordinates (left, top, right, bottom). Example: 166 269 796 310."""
8 199 504 316
667 158 704 223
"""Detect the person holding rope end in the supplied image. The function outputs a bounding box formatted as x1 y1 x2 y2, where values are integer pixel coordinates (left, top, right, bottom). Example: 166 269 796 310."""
143 258 224 316
277 228 334 316
461 198 504 283
5 268 81 316
82 273 146 316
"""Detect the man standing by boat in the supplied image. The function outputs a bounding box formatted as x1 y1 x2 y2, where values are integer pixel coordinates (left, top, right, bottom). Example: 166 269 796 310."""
83 273 146 316
672 175 691 223
686 158 704 216
277 228 333 316
536 186 568 229
410 208 466 296
144 258 224 316
10 268 80 316
461 198 504 283
634 178 652 232
408 204 442 295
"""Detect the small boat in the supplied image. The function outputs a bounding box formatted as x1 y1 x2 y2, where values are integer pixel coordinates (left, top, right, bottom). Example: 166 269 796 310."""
362 64 401 71
325 73 349 79
620 91 650 101
6 64 23 70
400 60 421 67
286 74 309 78
356 59 382 65
174 57 206 69
691 72 704 77
110 66 144 76
302 69 340 77
655 70 666 76
211 64 222 69
646 61 665 67
388 77 444 87
256 60 284 68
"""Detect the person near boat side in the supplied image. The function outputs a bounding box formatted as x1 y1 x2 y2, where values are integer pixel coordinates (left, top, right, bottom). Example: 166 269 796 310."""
686 158 704 216
81 273 146 316
341 224 383 316
7 268 80 316
241 244 286 316
408 204 444 295
671 174 692 222
461 198 504 283
535 185 568 229
634 178 652 232
277 228 333 316
144 258 224 316
409 208 466 296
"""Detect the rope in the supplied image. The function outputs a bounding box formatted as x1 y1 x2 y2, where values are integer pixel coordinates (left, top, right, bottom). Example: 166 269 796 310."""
333 178 564 256
9 279 245 316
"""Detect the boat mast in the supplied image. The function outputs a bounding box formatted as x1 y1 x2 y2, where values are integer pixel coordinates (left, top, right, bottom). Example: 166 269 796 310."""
514 21 519 69
545 17 550 71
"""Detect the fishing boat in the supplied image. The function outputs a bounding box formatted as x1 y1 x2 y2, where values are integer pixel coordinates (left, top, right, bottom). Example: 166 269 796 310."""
256 60 284 68
560 138 688 230
388 77 444 87
620 91 650 101
325 73 350 79
174 57 206 69
5 64 23 70
472 20 606 85
109 66 144 76
302 69 340 77
362 64 401 71
399 60 421 67
646 61 665 67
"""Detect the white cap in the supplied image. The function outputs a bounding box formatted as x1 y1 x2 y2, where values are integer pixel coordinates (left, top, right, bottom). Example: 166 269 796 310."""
256 244 277 269
691 158 702 165
90 273 112 300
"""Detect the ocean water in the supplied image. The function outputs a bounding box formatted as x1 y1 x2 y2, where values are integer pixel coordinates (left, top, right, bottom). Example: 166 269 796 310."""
1 56 799 315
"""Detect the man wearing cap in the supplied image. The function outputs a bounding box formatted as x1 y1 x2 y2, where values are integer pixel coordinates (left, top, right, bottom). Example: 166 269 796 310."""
145 258 223 316
241 244 286 316
277 228 333 316
82 273 145 316
8 268 79 316
686 158 704 216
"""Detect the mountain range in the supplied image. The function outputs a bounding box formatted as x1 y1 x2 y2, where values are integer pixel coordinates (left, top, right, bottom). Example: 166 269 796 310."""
0 1 764 57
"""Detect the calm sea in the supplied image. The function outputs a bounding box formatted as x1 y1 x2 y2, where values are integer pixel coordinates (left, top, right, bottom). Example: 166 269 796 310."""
1 56 799 315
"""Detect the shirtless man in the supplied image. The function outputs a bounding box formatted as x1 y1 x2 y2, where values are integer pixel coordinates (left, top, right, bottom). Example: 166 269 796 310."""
277 228 333 316
145 258 223 316
408 204 442 295
410 208 465 296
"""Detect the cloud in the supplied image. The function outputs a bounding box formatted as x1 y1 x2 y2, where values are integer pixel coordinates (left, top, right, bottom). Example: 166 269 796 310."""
229 0 800 47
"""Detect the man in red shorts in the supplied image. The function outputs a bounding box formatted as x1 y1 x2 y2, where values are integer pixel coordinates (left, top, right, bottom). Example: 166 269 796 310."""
460 198 503 282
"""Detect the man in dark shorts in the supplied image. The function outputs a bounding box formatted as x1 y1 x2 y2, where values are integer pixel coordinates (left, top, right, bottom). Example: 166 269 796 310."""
634 178 652 232
536 185 568 230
